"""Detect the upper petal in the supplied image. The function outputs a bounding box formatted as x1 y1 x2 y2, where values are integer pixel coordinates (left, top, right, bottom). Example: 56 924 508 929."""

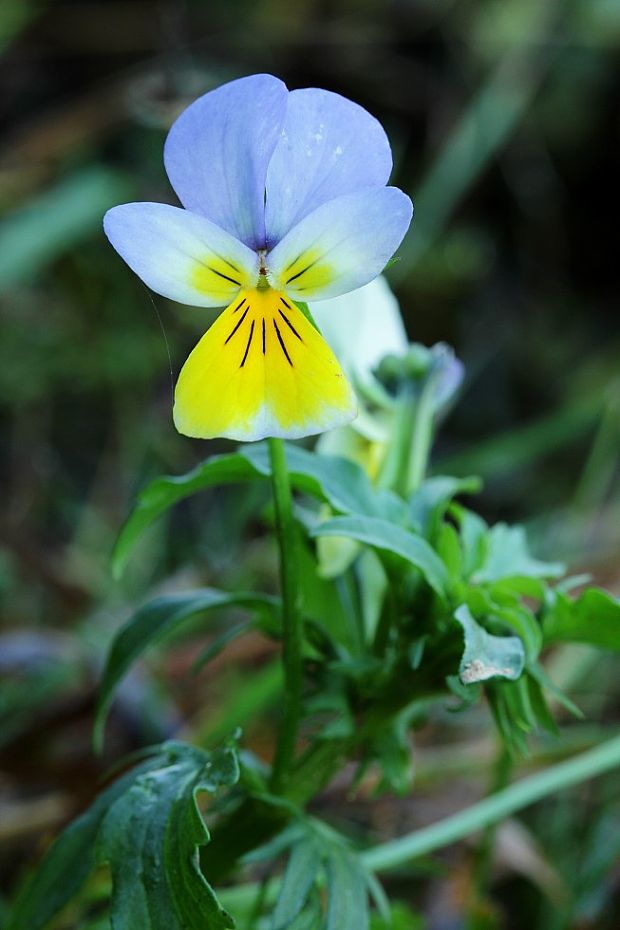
164 74 288 249
267 187 413 301
104 202 259 307
264 88 392 247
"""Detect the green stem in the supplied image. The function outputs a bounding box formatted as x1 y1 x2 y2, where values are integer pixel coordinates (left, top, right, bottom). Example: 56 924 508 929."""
407 381 436 495
377 388 416 497
268 438 303 793
221 733 620 913
377 380 436 498
361 732 620 872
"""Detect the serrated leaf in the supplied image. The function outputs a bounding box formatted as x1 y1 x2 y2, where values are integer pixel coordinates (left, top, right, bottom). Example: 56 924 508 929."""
475 524 564 583
311 515 449 599
94 588 279 752
272 840 322 930
113 444 405 577
97 742 238 930
454 604 525 684
325 847 369 930
543 588 620 651
5 749 166 930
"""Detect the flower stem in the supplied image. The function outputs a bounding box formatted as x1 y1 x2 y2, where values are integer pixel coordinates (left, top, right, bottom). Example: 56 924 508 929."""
407 380 436 495
377 387 416 497
378 379 436 499
268 438 303 793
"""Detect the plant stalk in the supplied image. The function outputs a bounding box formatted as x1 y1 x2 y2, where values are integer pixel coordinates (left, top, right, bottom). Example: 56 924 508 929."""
362 732 620 872
268 438 303 793
407 380 436 495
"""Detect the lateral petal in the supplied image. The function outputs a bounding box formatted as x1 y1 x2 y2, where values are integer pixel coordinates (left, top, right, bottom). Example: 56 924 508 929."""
164 74 288 249
104 202 259 307
265 88 392 247
267 188 413 301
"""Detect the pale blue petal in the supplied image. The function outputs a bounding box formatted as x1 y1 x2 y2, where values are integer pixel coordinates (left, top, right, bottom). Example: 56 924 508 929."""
164 74 288 249
268 187 413 301
104 202 259 307
265 88 392 247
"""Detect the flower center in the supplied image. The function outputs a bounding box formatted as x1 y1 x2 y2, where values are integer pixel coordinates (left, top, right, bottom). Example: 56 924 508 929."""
256 248 271 290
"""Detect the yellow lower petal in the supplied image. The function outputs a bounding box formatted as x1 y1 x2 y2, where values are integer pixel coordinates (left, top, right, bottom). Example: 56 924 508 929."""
173 287 357 441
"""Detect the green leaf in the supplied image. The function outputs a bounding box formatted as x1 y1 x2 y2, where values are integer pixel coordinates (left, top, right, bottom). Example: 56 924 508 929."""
5 749 166 930
325 847 369 930
451 505 488 579
113 444 405 577
97 742 238 930
528 662 583 719
113 454 258 578
286 895 324 930
454 604 525 684
526 672 559 735
462 586 542 662
272 840 322 930
191 619 256 673
475 524 564 583
94 588 279 751
311 515 449 599
543 588 620 651
408 475 481 538
371 715 414 796
436 522 463 577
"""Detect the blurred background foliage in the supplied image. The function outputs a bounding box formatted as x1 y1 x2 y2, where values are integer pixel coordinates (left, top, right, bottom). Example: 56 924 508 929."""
1 1 619 927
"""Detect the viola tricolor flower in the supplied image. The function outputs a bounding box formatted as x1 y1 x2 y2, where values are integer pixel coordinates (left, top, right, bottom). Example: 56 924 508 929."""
104 74 413 441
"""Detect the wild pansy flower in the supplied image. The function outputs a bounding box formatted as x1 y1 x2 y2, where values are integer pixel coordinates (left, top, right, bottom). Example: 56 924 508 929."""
104 74 413 441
